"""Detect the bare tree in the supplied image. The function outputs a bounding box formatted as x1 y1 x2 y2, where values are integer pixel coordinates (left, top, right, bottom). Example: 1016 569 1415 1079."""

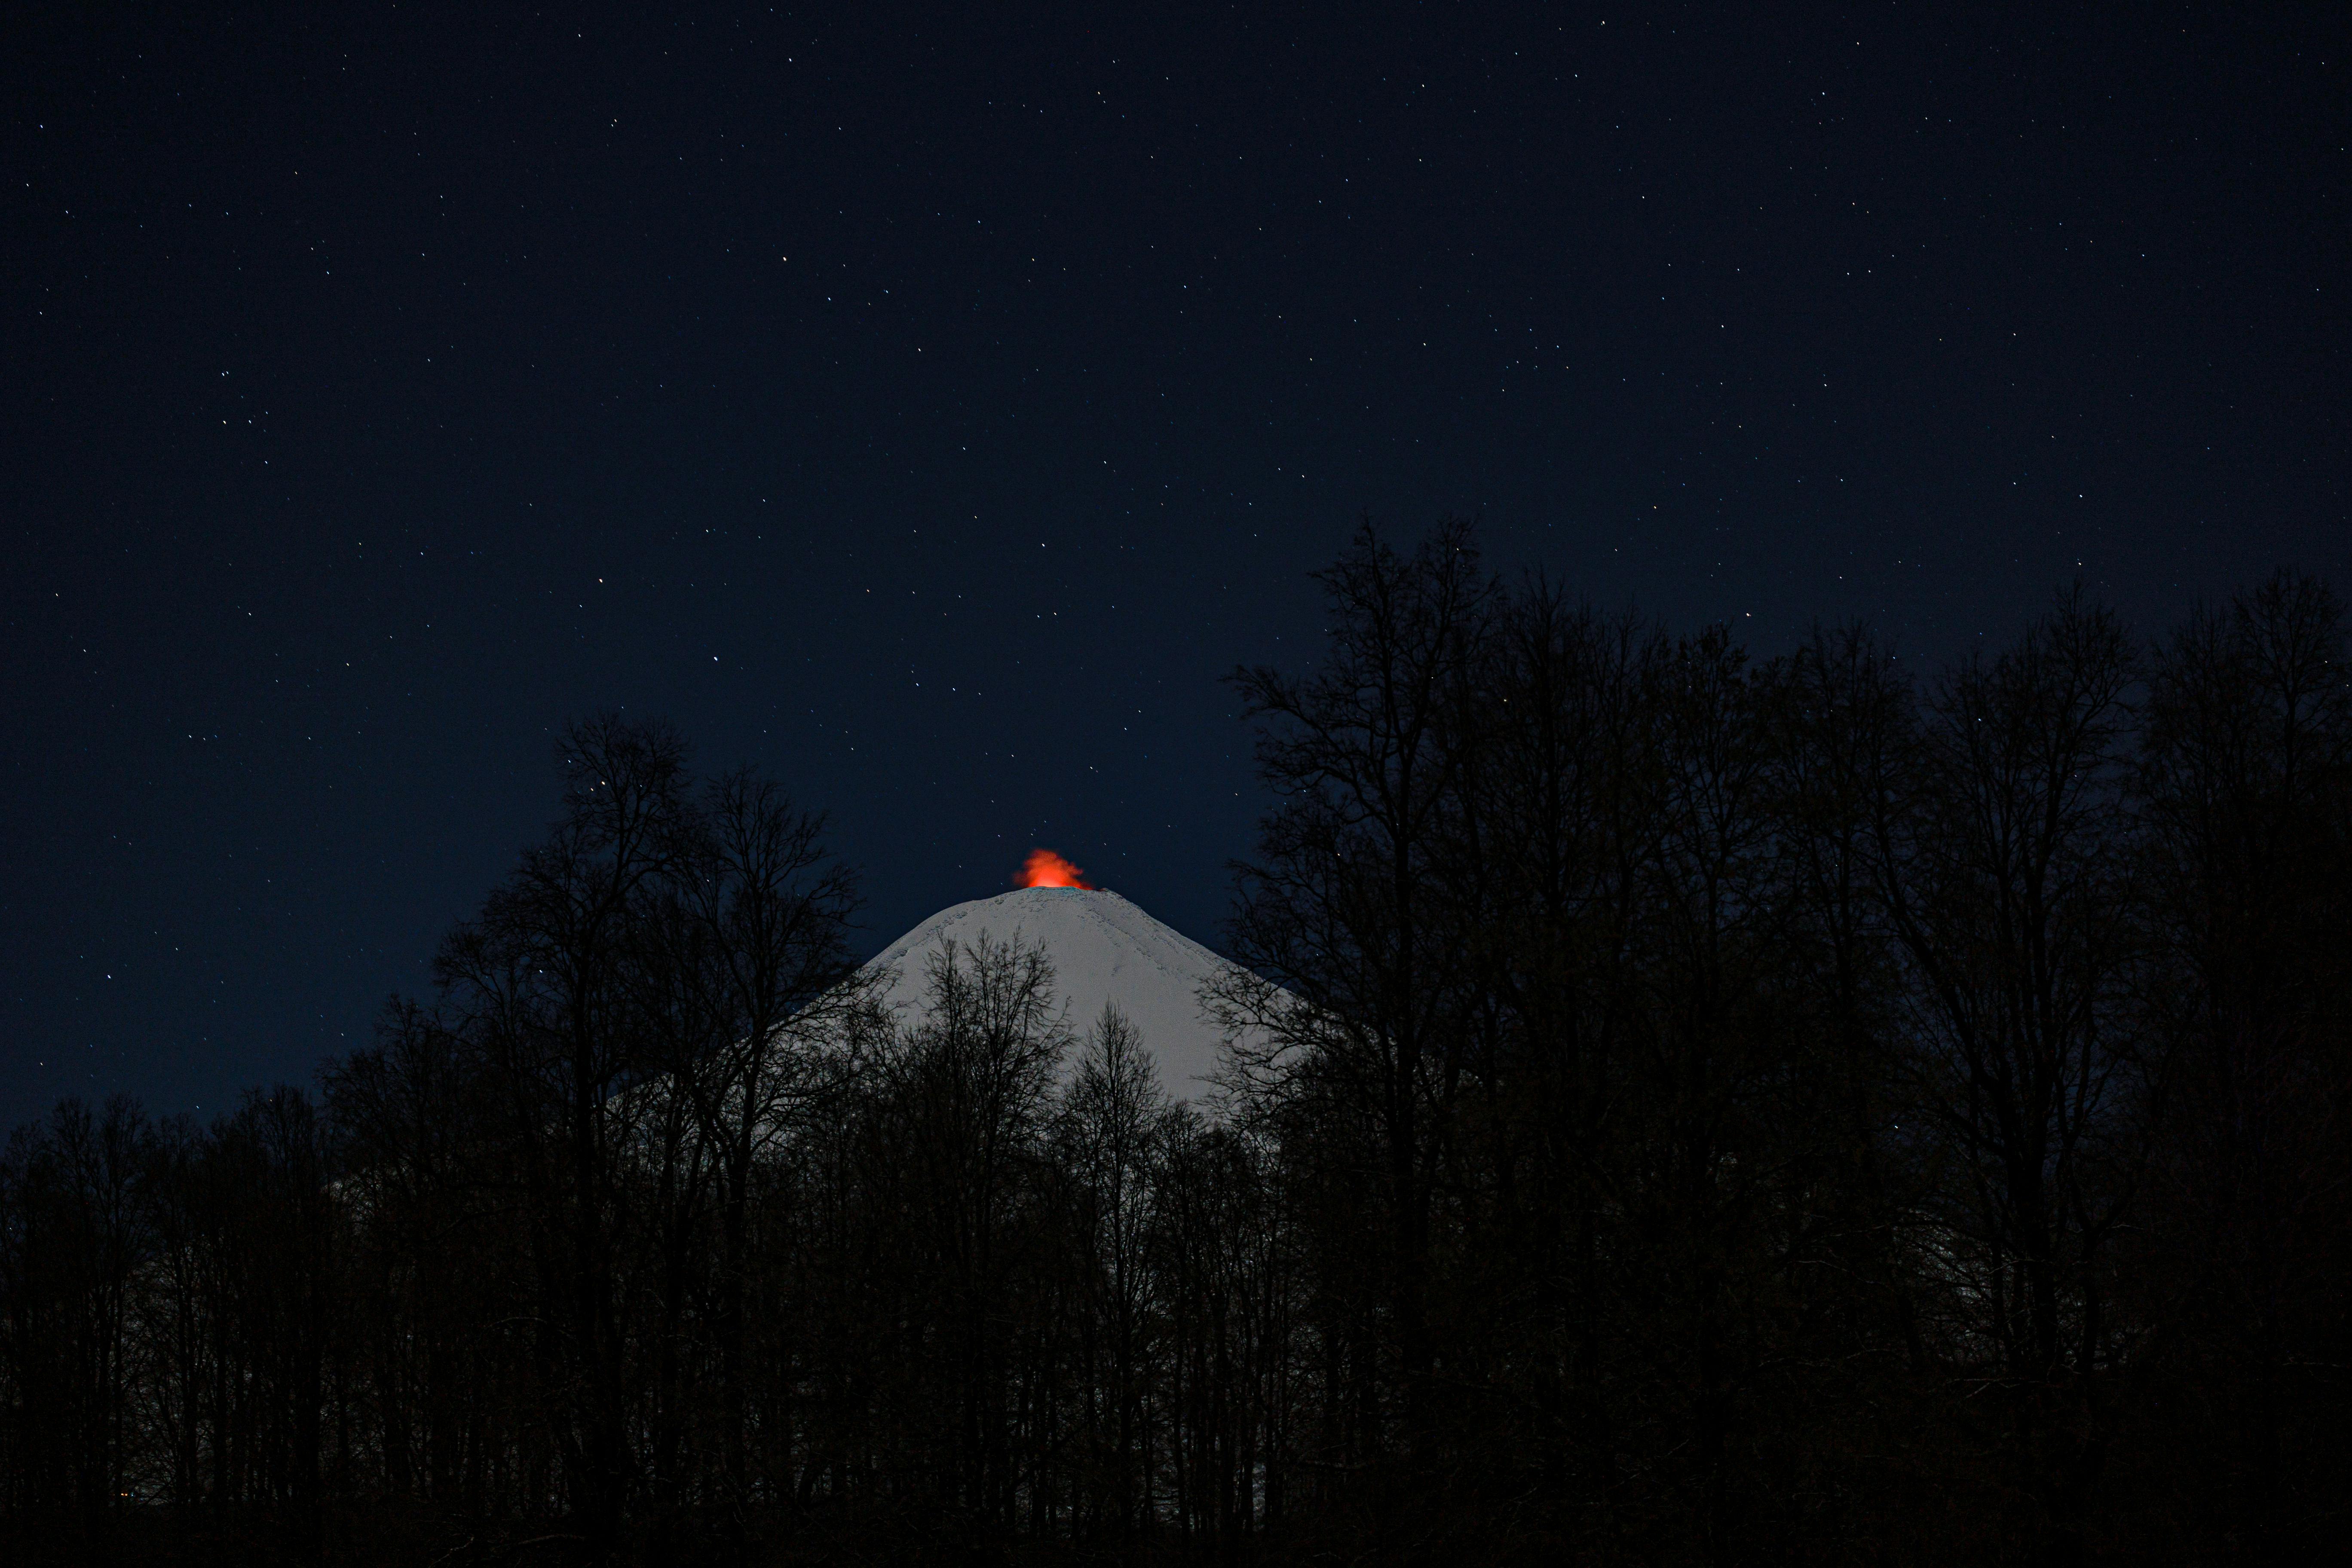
1874 588 2144 1551
1056 1004 1167 1538
434 715 691 1547
1218 516 1496 1448
2136 570 2352 1547
881 932 1071 1532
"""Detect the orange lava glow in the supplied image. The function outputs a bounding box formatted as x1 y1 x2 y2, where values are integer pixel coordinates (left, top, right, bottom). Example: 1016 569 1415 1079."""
1017 848 1094 890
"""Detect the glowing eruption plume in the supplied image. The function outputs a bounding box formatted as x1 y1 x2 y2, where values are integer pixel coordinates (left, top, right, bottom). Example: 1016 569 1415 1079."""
1018 848 1093 890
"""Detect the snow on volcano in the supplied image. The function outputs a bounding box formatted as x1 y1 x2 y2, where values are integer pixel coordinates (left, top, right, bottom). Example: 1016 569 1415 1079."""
864 885 1253 1099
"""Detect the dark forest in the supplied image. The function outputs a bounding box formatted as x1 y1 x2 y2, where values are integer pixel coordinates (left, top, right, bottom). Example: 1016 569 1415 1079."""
5 524 2346 1566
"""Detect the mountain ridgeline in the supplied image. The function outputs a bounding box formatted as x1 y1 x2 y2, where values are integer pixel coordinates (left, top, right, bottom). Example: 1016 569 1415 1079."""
3 522 2348 1565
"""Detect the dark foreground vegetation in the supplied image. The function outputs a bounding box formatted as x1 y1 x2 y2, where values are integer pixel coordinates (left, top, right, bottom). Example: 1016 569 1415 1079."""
5 524 2348 1565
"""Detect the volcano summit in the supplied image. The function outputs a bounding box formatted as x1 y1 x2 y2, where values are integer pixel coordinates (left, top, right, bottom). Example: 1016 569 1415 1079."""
864 885 1250 1098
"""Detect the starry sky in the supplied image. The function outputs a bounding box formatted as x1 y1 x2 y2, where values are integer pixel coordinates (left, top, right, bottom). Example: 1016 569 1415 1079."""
4 3 2345 1128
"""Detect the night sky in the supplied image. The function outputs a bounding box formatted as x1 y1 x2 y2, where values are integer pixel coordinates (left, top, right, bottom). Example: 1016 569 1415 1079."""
5 4 2344 1129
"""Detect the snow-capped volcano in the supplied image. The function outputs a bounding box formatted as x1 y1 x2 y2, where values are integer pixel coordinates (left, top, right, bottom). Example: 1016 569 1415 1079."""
864 886 1249 1097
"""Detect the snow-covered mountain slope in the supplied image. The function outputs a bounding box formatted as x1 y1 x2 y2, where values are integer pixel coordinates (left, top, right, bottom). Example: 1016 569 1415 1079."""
864 886 1251 1098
